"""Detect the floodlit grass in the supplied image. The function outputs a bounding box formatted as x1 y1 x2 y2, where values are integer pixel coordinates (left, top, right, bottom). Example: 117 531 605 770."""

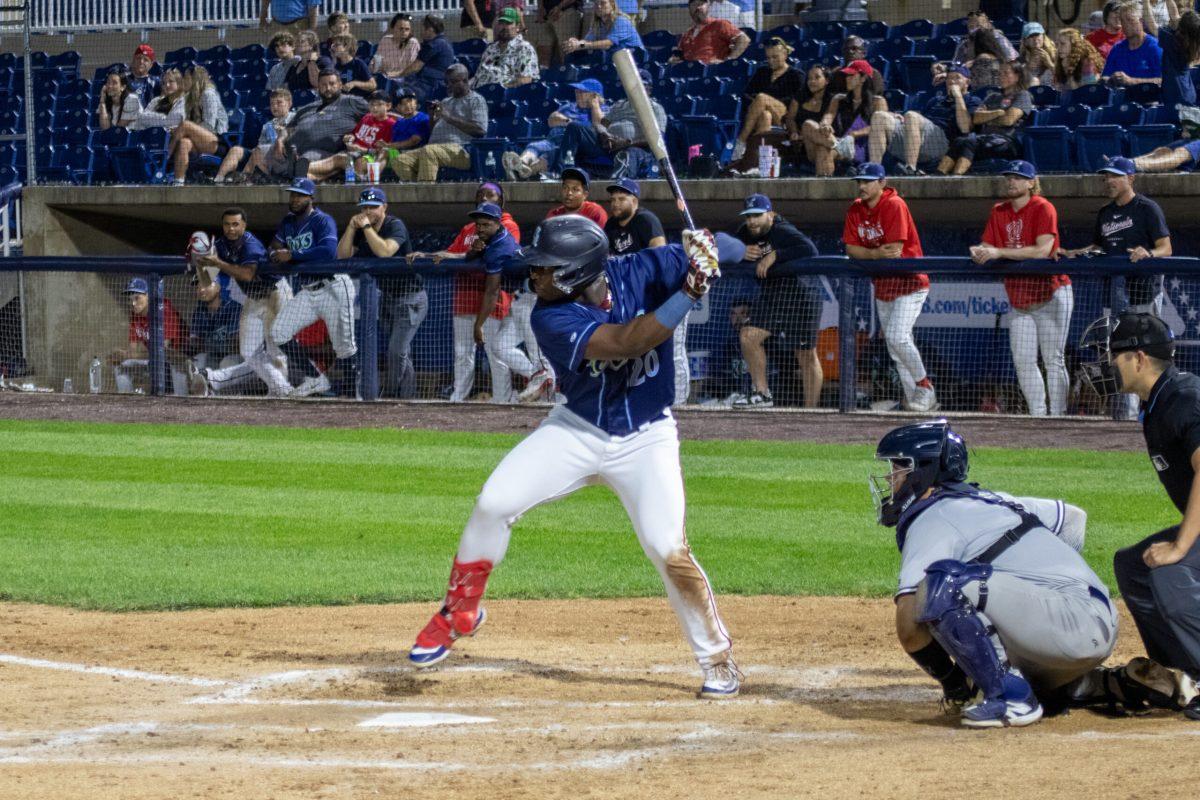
0 419 1173 611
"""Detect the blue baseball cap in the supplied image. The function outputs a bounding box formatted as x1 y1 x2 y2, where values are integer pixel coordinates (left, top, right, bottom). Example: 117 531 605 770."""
569 78 605 95
562 166 590 187
1098 156 1136 176
1002 159 1037 179
948 63 971 77
739 193 772 215
357 187 387 207
606 177 640 197
468 202 502 220
124 277 149 294
286 177 316 196
853 162 887 181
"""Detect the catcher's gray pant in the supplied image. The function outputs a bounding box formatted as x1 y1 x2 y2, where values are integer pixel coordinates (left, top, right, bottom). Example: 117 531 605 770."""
270 274 357 359
957 573 1118 691
213 282 292 396
1009 284 1073 417
384 289 428 399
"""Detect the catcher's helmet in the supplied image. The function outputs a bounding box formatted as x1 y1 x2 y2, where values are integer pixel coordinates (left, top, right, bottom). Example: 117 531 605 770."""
1080 312 1175 398
512 214 609 295
870 419 968 527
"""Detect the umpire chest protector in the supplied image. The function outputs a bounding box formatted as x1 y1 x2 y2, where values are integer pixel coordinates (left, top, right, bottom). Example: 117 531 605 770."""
1140 366 1200 514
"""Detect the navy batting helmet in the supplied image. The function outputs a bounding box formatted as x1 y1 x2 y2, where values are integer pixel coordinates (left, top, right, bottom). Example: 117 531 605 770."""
870 419 968 527
512 215 609 296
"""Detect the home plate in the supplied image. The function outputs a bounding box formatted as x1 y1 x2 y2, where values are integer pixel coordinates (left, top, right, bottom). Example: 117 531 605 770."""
358 712 497 729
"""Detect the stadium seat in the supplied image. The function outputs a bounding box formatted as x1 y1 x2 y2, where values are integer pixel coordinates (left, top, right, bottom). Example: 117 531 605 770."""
1120 84 1161 107
110 145 157 183
356 40 374 61
791 39 826 62
492 97 524 121
1033 104 1096 127
91 127 130 148
664 94 697 118
1142 104 1179 124
165 46 198 65
883 88 909 111
1067 83 1111 107
198 45 231 65
889 19 934 40
767 24 804 45
710 59 755 81
643 29 676 50
231 58 267 77
847 20 888 41
870 37 913 62
454 38 488 57
493 117 533 141
542 64 579 84
665 60 708 81
804 21 846 43
1028 85 1061 108
996 16 1027 39
47 51 80 75
1129 124 1178 155
1096 102 1146 127
505 82 550 105
680 115 732 163
912 35 959 60
231 43 267 61
933 18 969 38
475 83 506 106
898 55 937 92
1075 125 1127 171
1022 126 1072 172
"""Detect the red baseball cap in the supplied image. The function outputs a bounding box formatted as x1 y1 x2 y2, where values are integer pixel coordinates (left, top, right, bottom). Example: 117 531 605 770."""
134 44 155 60
839 59 873 76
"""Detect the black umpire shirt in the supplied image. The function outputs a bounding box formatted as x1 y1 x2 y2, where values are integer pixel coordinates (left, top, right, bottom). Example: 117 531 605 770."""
353 215 421 296
1093 193 1171 307
734 216 819 290
605 207 665 256
1142 365 1200 513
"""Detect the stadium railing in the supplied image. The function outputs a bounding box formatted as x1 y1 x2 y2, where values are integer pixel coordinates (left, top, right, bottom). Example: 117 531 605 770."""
0 181 19 257
1 253 1192 415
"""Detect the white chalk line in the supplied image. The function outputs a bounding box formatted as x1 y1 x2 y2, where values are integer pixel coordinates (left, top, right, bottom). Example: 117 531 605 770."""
0 654 231 688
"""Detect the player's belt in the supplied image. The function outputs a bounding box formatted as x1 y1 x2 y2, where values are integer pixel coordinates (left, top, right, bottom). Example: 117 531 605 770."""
302 277 334 290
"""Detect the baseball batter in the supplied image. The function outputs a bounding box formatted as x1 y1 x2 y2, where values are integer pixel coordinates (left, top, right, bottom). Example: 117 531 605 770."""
408 215 747 698
875 419 1116 727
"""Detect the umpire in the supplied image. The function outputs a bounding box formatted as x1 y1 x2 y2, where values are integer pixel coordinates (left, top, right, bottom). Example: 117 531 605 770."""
732 193 822 409
1082 311 1200 720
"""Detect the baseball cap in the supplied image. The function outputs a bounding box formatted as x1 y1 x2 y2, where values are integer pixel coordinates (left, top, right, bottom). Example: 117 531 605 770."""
562 166 590 187
1001 159 1037 179
358 187 387 207
498 7 522 24
839 59 873 77
1098 156 1136 176
124 277 149 295
853 162 887 181
133 44 155 60
606 177 640 197
569 78 605 95
1110 312 1175 358
286 177 316 196
468 202 503 220
948 63 971 77
1022 21 1045 38
1086 9 1105 31
739 193 772 215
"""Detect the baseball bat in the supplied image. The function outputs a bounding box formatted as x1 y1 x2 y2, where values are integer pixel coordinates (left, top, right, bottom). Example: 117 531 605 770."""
612 49 696 231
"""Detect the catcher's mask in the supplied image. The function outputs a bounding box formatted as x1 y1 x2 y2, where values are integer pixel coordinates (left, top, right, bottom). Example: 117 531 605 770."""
1080 312 1175 398
870 419 968 528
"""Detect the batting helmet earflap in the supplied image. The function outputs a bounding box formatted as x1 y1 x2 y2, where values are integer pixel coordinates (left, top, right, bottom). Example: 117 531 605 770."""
512 215 609 296
870 419 968 528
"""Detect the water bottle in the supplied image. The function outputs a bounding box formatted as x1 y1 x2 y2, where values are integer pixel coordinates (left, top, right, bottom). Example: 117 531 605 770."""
62 378 73 393
484 150 496 176
345 161 356 183
562 148 575 168
89 357 102 394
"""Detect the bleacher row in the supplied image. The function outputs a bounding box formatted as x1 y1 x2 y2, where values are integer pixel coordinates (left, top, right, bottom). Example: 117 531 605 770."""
0 13 1190 185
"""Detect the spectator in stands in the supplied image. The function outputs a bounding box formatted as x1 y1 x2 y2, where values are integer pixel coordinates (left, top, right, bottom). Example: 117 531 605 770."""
259 0 321 31
953 10 1019 89
707 0 754 27
387 90 432 152
546 166 608 225
564 0 644 58
216 88 294 183
317 90 396 177
187 277 243 378
1133 134 1200 171
462 0 496 39
1144 0 1172 30
729 38 802 164
392 15 456 102
1145 0 1200 112
372 13 421 79
939 60 1031 175
1053 27 1107 90
135 67 184 131
832 36 886 96
471 8 540 89
168 65 230 186
388 64 487 182
589 69 665 179
1019 22 1057 86
842 163 937 412
502 78 609 180
284 30 322 91
1103 2 1163 86
97 69 141 131
603 177 665 255
111 277 189 396
785 65 833 174
807 60 880 177
732 193 823 410
535 0 584 68
329 33 376 98
323 11 352 52
409 182 521 403
1088 1 1126 57
870 64 978 176
267 33 299 91
970 160 1071 417
670 0 750 64
1058 157 1172 312
125 44 161 109
283 70 369 181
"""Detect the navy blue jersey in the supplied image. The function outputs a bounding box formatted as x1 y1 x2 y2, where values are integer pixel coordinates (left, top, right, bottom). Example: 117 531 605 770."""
482 227 523 292
214 232 275 300
531 244 690 436
273 207 339 282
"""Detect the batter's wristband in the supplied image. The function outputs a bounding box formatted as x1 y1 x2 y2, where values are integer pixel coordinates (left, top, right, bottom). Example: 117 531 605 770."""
654 290 696 329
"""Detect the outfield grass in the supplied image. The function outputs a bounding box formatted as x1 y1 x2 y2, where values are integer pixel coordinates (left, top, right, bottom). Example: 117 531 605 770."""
0 418 1175 611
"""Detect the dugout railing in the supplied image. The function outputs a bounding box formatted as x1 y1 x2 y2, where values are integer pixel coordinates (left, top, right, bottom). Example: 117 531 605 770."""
0 253 1191 413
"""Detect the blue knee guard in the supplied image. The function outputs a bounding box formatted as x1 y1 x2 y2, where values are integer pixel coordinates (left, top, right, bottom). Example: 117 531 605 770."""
917 559 1007 701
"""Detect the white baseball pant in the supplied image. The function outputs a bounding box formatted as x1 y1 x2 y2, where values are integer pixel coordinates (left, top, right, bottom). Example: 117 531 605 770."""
510 289 555 379
1009 284 1073 417
201 356 260 394
488 313 536 404
455 405 733 664
113 359 188 396
270 274 357 358
211 279 292 396
876 289 934 410
452 315 514 402
673 315 690 406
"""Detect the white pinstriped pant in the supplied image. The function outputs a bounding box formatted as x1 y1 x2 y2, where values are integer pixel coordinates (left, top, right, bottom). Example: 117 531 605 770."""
270 274 357 359
1009 285 1073 417
455 406 733 664
451 315 535 403
876 290 932 408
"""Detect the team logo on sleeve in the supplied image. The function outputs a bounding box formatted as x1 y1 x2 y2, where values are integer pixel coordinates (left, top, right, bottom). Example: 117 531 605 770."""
1151 454 1169 472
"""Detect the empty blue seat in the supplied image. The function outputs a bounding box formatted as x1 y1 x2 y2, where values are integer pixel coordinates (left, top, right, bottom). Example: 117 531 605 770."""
454 38 488 57
710 59 754 81
165 47 198 65
475 83 506 106
109 145 157 183
996 16 1027 38
1124 83 1162 105
1033 104 1096 128
847 20 888 40
665 60 707 81
933 19 969 38
231 44 267 61
1129 124 1178 155
898 55 937 92
680 115 731 163
198 45 232 65
643 29 676 49
542 64 579 84
767 24 804 45
804 21 845 43
889 19 934 40
870 37 913 62
356 40 374 61
664 94 697 117
492 97 525 121
1067 83 1111 107
912 35 959 60
1097 102 1146 127
505 82 550 105
493 117 533 141
1028 84 1061 108
1076 125 1127 171
791 39 826 62
1022 126 1072 171
1143 104 1179 124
